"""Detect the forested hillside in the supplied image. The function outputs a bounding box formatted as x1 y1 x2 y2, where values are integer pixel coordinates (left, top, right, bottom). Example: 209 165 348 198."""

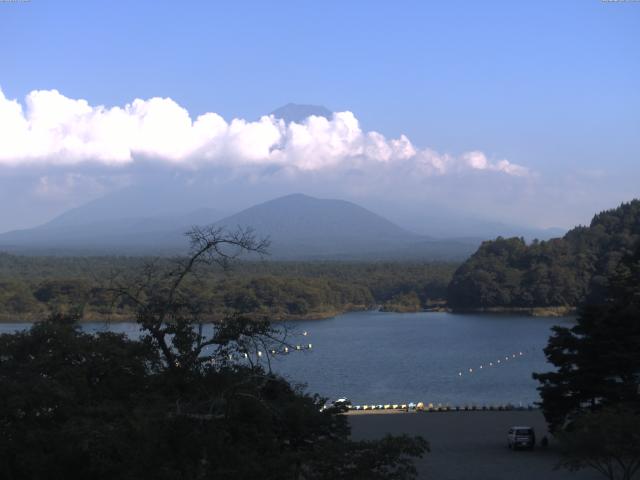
0 255 456 321
447 200 640 310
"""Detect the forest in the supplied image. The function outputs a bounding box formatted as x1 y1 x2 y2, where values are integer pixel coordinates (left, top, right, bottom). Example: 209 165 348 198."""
4 199 638 321
0 254 456 322
0 228 429 479
447 200 640 310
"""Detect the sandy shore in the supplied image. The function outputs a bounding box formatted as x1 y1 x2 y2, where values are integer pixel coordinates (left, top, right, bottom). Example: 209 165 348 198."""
349 410 600 480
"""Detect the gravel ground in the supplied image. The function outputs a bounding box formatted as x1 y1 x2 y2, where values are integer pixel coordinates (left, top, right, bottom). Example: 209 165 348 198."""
348 410 601 480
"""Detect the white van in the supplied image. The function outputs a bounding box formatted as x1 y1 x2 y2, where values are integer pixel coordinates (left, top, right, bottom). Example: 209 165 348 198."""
507 426 535 450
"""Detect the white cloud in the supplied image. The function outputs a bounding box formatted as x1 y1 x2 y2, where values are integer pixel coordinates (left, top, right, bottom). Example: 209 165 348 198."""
0 88 529 177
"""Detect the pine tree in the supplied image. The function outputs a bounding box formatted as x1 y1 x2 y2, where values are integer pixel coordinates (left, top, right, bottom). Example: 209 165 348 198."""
533 244 640 432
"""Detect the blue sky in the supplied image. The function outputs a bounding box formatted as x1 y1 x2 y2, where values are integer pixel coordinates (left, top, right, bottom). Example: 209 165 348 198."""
0 0 638 232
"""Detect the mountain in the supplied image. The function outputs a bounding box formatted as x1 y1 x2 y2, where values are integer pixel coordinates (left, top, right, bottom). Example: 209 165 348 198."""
0 192 479 259
212 194 480 260
447 199 640 310
270 103 332 123
0 208 225 255
212 193 422 258
387 210 565 241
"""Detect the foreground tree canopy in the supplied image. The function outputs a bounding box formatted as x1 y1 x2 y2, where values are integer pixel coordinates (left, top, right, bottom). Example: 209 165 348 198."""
556 407 640 480
0 227 428 480
534 243 640 432
448 200 640 309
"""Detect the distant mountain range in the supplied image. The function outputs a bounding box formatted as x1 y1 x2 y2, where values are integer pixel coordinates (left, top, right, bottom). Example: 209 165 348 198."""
0 193 479 260
0 208 224 255
210 194 479 260
0 102 565 259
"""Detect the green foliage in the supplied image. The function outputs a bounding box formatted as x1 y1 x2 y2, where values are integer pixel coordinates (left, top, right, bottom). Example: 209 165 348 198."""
533 244 640 432
448 200 640 308
0 226 429 479
556 407 640 480
0 255 457 321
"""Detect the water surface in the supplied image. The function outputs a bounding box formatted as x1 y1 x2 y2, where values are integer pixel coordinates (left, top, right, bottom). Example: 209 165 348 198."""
0 311 570 406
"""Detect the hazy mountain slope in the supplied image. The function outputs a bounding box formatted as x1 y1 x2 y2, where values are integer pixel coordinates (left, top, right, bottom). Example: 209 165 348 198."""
0 208 224 254
390 211 565 241
213 193 424 258
0 190 484 260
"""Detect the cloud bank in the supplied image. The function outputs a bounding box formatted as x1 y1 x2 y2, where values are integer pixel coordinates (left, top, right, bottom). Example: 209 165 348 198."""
0 88 529 177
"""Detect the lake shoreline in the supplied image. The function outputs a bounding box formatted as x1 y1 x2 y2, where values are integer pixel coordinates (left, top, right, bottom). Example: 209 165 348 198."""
450 306 576 317
0 304 575 323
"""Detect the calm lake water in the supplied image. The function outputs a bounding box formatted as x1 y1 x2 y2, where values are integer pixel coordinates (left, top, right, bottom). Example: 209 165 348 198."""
0 311 571 406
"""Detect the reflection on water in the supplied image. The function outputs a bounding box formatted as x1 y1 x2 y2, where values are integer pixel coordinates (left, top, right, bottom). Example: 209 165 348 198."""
0 311 572 406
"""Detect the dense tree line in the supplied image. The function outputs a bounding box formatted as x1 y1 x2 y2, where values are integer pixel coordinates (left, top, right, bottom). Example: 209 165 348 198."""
0 254 456 321
447 200 640 309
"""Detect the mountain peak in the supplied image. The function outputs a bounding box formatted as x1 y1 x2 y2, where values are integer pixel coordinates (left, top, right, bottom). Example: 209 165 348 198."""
270 104 332 123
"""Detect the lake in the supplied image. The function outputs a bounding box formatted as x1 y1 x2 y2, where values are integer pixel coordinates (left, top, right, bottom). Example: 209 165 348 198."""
0 311 571 407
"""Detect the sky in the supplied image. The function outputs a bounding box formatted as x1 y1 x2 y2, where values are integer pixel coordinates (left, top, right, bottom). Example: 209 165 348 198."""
0 0 638 233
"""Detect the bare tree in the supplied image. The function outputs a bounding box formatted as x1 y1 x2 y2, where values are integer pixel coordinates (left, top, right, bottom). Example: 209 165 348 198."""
109 226 297 372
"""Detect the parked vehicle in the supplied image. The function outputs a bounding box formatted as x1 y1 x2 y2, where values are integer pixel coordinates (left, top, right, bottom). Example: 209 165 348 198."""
507 426 536 450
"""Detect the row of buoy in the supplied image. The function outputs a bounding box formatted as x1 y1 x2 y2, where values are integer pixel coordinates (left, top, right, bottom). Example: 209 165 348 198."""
349 403 536 412
222 330 313 362
225 343 313 361
457 351 525 377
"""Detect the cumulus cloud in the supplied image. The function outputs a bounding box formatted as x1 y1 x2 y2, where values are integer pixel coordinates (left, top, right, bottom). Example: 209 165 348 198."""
0 88 529 177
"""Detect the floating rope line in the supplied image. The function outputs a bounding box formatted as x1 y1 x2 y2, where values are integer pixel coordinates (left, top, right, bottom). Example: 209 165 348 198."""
224 329 313 362
456 348 539 377
224 343 313 361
